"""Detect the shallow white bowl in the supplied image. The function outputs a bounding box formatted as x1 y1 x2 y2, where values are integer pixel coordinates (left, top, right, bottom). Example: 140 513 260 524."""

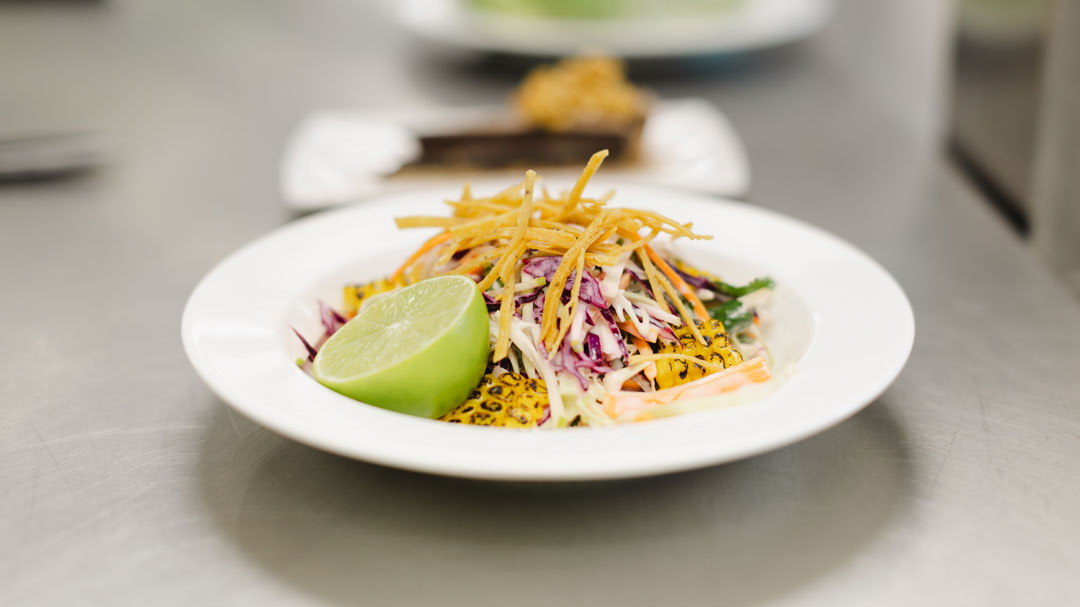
392 0 834 59
182 184 913 481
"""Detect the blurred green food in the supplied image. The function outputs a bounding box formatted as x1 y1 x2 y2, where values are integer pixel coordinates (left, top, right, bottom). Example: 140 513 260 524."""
468 0 746 19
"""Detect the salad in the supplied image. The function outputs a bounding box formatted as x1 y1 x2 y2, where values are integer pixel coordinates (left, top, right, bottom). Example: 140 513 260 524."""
297 150 775 428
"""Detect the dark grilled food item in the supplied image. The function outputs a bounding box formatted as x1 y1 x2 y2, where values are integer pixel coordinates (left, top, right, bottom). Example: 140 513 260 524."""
440 372 549 427
409 56 648 170
415 126 640 169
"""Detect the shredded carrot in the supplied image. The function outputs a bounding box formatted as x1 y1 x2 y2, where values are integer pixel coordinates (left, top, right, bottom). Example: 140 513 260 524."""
603 357 770 417
390 231 452 282
628 333 651 352
644 244 710 322
618 320 650 342
628 334 657 381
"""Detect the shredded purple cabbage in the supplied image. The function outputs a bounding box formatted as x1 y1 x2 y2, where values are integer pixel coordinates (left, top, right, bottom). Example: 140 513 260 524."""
572 270 607 307
597 308 630 363
522 255 606 308
652 320 679 342
623 265 647 284
522 256 561 279
568 337 615 374
514 290 543 306
291 327 318 362
319 301 347 337
557 339 591 389
532 292 545 324
585 333 603 361
548 326 618 391
485 254 687 383
672 265 712 290
623 266 655 298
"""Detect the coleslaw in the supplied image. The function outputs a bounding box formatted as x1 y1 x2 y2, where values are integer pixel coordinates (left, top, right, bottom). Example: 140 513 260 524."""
297 150 775 427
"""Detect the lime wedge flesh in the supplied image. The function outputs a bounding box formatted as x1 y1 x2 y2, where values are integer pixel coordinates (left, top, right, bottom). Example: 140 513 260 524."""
313 275 490 418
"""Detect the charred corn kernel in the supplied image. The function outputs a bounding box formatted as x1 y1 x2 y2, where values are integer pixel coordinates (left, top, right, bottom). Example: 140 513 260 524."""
343 278 405 316
440 372 549 428
654 320 743 389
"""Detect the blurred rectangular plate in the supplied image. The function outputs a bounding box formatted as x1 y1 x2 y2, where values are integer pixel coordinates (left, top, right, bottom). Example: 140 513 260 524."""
280 98 749 211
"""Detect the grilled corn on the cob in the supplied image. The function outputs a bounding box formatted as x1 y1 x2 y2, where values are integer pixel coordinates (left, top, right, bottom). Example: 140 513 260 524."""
654 320 743 389
440 372 549 427
343 278 406 316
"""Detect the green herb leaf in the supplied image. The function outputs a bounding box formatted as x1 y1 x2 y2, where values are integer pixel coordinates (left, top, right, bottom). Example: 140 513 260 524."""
710 276 775 298
708 299 755 332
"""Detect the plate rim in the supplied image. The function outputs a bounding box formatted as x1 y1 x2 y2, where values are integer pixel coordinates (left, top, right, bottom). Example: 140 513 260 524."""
391 0 835 59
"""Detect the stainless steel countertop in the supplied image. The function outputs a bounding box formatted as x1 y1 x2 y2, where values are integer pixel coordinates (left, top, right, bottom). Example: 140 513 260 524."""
2 2 1078 605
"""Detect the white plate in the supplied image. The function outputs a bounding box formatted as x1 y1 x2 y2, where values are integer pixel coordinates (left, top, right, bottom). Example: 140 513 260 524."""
281 99 749 210
182 185 913 481
392 0 833 58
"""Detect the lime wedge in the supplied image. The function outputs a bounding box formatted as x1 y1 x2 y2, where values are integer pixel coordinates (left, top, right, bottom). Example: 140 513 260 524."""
313 275 490 418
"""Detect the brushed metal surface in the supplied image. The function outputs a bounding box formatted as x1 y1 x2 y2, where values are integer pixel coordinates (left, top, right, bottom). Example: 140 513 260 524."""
1033 0 1080 295
1 1 1078 605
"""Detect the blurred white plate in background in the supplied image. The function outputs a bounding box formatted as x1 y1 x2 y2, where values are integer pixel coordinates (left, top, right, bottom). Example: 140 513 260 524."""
281 98 749 211
392 0 833 58
183 185 914 481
